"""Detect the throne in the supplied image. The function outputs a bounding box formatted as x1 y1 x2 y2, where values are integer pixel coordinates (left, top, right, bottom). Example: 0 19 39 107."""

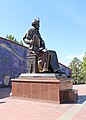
27 53 38 73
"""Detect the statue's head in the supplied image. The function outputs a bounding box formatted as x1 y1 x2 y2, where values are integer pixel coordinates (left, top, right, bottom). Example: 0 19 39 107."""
32 18 40 30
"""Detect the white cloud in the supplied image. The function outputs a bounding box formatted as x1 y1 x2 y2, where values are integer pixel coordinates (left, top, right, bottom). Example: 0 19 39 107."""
59 54 84 66
65 54 84 61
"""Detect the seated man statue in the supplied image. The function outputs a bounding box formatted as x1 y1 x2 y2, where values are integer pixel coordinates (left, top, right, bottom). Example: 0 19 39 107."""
23 18 64 74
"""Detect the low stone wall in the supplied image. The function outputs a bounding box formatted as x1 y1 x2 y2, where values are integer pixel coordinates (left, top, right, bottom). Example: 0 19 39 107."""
0 37 28 87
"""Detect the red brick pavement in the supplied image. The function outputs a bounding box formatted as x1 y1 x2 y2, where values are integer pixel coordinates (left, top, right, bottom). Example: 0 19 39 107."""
0 85 86 120
71 105 86 120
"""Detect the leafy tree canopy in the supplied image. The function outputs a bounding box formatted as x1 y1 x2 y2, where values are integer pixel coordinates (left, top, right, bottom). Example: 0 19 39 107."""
69 53 86 84
6 35 23 45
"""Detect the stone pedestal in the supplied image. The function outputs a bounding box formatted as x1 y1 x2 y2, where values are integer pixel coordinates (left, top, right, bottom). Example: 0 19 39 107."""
12 73 78 103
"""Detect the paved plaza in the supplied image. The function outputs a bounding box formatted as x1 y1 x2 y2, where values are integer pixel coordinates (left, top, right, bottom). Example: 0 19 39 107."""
0 84 86 120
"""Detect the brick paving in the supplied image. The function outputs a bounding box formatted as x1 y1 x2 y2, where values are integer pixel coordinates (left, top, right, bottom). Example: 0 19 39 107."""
0 85 86 120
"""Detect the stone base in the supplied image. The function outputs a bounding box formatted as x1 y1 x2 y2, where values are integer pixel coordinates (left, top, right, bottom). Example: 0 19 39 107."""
12 73 78 103
60 89 78 103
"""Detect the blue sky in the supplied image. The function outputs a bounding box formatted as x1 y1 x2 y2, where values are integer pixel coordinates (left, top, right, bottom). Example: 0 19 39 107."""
0 0 86 66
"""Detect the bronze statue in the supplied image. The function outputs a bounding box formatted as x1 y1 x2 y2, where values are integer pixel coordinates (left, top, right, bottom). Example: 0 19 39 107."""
23 18 64 74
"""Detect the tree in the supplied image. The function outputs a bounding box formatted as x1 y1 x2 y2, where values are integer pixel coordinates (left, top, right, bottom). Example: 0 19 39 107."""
69 52 86 84
20 40 23 45
13 38 19 44
6 35 15 41
79 52 86 84
69 57 82 84
6 35 23 45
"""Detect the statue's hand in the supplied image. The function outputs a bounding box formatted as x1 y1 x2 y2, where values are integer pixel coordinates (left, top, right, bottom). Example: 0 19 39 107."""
42 48 47 52
29 41 33 45
39 47 43 51
23 38 33 45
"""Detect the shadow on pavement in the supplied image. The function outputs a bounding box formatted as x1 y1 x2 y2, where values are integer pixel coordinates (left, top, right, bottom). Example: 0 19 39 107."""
0 87 12 99
77 95 86 104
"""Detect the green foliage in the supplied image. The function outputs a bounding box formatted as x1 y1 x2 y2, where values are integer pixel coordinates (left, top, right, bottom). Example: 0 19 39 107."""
13 38 19 44
79 52 86 84
6 35 15 41
69 53 86 84
20 40 23 45
6 35 23 45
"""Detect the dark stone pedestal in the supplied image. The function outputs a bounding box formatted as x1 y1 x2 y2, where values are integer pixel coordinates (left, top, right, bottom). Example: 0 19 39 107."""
12 73 78 103
60 89 78 103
